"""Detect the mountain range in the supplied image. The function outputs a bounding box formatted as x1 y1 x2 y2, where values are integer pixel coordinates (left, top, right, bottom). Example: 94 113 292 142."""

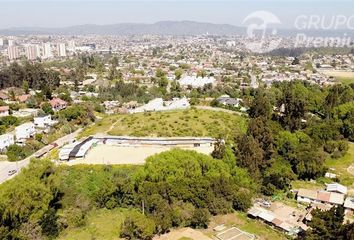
0 21 352 37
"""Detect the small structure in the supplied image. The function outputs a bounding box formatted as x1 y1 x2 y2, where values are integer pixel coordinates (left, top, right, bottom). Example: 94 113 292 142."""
130 97 189 113
297 188 345 206
326 183 348 195
0 106 9 117
49 98 67 111
179 76 216 88
0 134 14 152
15 122 36 142
16 94 31 103
344 197 354 214
247 207 302 236
217 95 242 108
34 115 57 128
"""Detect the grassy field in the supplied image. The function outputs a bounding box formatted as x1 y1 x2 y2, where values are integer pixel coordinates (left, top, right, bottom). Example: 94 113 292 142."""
58 208 132 240
79 109 248 141
205 212 286 240
321 70 354 85
326 143 354 188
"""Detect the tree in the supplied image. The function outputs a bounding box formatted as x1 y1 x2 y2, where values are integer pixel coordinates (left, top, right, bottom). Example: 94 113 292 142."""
190 208 210 229
248 90 272 119
211 138 225 159
120 212 156 240
299 206 354 240
41 102 54 115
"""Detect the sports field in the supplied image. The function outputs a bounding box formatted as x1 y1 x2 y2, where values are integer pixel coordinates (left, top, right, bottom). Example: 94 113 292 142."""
63 144 214 166
321 70 354 85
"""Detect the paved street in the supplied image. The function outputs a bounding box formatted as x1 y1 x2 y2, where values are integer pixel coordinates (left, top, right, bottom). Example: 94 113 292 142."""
0 128 82 184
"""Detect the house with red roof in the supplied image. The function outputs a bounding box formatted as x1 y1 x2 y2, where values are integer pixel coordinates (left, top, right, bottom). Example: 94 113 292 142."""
49 98 67 111
0 106 9 117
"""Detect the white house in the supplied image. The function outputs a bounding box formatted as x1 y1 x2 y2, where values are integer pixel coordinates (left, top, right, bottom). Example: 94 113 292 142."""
179 76 216 88
34 115 57 128
0 106 9 117
15 123 36 142
0 134 14 151
326 183 348 195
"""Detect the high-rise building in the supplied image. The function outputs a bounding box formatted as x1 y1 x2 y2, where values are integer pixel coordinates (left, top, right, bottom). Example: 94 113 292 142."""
0 38 3 46
25 45 40 60
7 46 20 60
57 43 66 57
68 40 76 52
8 39 15 46
42 43 52 59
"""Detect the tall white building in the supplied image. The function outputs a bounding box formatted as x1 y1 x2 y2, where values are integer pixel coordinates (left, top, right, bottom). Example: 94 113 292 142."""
42 43 52 59
8 39 15 46
57 43 66 57
0 38 3 46
7 46 20 60
25 44 40 60
68 40 76 52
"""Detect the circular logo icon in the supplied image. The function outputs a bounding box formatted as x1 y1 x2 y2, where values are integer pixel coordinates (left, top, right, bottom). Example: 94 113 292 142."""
243 11 282 53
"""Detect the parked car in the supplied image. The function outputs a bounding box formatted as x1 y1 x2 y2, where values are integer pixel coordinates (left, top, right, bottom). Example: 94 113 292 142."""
8 169 17 176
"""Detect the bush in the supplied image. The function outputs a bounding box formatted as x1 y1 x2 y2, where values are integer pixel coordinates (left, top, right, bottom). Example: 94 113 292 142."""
190 208 210 229
120 212 156 240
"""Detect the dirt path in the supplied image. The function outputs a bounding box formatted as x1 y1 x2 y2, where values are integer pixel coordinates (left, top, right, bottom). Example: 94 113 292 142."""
153 228 212 240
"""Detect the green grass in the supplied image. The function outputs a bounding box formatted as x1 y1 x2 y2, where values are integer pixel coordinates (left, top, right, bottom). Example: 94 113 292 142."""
326 143 354 187
58 208 133 240
207 212 286 240
336 77 354 85
79 109 248 141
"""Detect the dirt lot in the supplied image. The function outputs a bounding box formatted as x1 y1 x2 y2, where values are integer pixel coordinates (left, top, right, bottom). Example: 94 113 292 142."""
153 228 212 240
321 70 354 78
64 144 213 165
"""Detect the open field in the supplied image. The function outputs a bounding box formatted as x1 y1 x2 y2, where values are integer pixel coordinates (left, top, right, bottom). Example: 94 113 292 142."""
58 208 131 240
79 109 247 141
63 145 213 166
321 70 354 85
204 213 286 240
326 143 354 192
154 228 212 240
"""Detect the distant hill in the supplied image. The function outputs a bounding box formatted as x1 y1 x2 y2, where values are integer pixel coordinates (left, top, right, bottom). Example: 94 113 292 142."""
0 21 245 36
0 21 352 37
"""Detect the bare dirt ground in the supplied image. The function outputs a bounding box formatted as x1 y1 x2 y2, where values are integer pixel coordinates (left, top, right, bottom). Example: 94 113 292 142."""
320 70 354 78
153 228 213 240
64 145 214 166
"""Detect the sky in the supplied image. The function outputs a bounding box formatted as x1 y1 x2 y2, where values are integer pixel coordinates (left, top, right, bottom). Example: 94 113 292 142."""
0 0 353 29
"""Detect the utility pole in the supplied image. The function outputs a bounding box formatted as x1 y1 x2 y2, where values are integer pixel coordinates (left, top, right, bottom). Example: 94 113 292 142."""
142 200 145 215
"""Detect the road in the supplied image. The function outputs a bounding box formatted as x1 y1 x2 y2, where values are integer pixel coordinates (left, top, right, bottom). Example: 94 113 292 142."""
0 128 82 184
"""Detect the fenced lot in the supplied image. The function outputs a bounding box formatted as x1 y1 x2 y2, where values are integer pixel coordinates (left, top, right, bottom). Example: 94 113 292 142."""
216 227 255 240
64 144 213 165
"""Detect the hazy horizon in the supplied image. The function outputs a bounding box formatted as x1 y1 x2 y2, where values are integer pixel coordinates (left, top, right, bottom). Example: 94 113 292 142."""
1 0 353 29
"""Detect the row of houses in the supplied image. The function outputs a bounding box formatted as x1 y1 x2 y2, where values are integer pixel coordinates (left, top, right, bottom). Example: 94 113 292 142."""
296 183 354 214
0 115 57 151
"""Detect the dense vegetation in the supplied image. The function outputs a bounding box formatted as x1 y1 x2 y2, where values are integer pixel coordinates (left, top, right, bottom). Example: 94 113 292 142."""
0 149 255 239
0 62 60 91
235 81 354 196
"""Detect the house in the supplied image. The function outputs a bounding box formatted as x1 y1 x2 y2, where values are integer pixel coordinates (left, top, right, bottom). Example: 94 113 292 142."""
16 94 31 103
0 106 10 117
0 134 14 152
179 76 216 88
15 123 36 142
297 188 345 206
0 92 8 101
344 197 354 214
49 98 67 111
217 95 242 108
326 183 348 195
34 115 57 128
